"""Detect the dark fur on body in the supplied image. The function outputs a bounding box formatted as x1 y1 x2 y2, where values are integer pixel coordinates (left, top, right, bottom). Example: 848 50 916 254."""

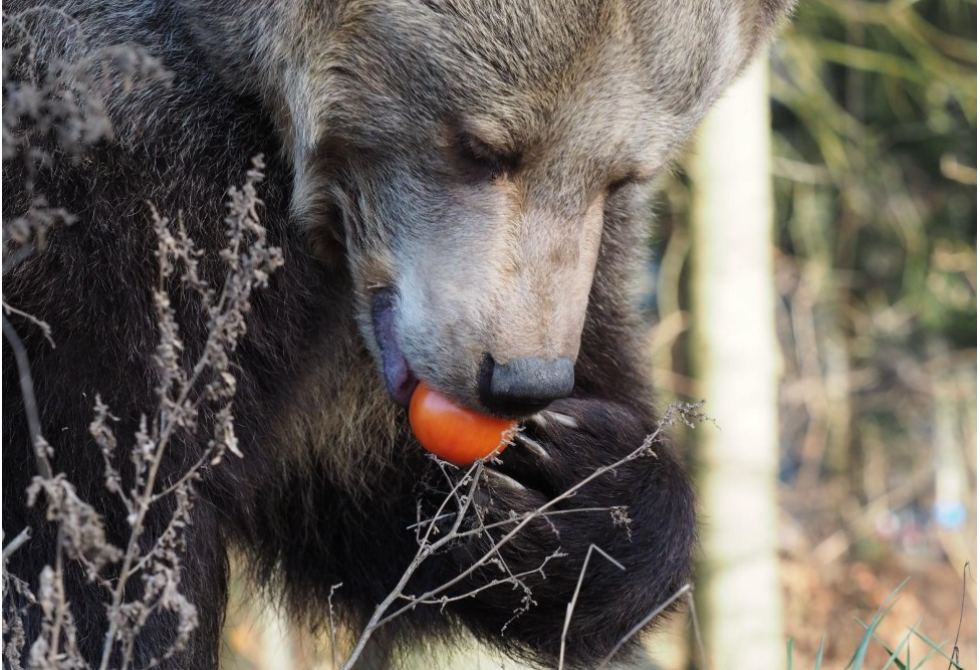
3 1 791 667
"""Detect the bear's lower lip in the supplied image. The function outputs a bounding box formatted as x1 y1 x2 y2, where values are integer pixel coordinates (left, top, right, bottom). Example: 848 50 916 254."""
371 288 419 407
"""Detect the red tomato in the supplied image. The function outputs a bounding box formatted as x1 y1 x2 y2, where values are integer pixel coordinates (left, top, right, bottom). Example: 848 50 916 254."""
409 382 516 465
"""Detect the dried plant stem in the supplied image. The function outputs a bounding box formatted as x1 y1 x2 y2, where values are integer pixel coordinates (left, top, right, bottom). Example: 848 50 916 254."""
408 506 613 535
2 300 55 348
687 588 708 670
3 13 276 665
97 420 173 668
98 167 278 669
2 315 53 480
596 583 692 669
379 426 665 627
341 416 680 670
48 527 68 667
341 461 486 669
327 583 343 670
558 544 626 670
2 529 32 561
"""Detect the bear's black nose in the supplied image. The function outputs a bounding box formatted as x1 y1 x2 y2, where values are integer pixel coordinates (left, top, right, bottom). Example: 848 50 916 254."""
478 355 575 416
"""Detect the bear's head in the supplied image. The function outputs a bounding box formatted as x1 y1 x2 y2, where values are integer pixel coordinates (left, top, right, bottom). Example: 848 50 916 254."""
184 0 790 417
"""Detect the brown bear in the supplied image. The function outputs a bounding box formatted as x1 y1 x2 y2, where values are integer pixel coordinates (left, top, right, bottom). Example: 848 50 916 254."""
2 1 792 668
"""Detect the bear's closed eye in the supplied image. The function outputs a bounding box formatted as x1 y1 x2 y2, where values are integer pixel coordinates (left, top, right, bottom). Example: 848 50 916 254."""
451 129 521 181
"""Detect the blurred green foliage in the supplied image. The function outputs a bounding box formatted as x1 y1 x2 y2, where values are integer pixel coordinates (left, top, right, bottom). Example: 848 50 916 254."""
771 0 976 483
655 0 976 496
773 0 976 348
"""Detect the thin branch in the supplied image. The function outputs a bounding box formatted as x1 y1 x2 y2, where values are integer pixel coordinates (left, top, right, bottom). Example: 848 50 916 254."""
408 506 614 535
559 544 626 670
687 587 708 670
378 425 667 627
2 315 53 480
340 462 485 669
596 583 692 669
339 417 688 670
403 554 564 608
2 301 55 348
2 528 32 562
946 562 971 670
328 583 343 670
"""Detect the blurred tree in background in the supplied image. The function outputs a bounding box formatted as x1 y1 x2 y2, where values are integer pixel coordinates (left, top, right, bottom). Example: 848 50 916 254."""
690 57 784 670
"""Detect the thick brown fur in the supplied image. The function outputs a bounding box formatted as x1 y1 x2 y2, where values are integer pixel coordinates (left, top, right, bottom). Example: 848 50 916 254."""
2 1 793 668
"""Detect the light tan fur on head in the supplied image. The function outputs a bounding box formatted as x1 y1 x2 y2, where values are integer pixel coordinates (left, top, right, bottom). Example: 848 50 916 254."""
183 0 794 469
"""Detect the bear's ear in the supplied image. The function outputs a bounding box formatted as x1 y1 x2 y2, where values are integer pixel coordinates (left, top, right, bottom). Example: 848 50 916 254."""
756 0 798 37
740 0 797 62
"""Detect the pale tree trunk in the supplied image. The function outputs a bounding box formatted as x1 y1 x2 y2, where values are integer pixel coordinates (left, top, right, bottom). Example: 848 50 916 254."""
689 54 783 669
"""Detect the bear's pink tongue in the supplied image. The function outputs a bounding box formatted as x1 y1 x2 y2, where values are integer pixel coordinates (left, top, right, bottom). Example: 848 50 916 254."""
371 289 418 407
